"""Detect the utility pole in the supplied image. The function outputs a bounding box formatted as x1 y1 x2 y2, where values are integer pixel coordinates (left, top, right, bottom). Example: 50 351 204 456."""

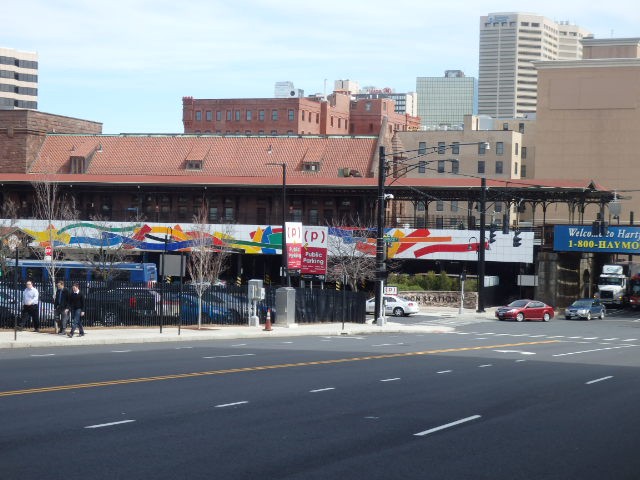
477 177 486 313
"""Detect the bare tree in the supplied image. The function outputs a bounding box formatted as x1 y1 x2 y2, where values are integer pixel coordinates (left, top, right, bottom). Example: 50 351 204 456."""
187 203 235 328
31 169 78 296
0 199 19 278
326 221 378 292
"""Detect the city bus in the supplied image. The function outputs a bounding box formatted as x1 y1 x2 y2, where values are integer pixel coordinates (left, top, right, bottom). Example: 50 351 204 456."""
7 260 158 283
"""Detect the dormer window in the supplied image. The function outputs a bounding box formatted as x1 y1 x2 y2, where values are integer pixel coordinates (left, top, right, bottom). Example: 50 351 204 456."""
303 162 320 172
186 160 203 170
70 157 86 173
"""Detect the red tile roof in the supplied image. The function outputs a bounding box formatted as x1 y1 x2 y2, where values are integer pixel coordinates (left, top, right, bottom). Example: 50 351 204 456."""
31 134 378 181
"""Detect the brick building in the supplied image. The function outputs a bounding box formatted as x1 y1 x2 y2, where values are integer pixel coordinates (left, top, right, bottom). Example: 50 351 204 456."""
183 91 420 138
0 110 102 173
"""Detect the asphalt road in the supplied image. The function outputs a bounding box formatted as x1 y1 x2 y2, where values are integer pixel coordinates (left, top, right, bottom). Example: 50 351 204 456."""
1 315 640 480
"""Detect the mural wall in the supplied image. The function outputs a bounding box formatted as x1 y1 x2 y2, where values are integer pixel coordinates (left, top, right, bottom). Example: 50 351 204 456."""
1 220 534 263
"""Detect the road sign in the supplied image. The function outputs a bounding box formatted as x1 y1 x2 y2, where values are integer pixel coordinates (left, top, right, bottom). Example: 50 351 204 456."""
44 245 52 260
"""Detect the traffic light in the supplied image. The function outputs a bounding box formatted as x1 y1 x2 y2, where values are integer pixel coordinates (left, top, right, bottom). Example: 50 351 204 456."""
513 231 522 247
489 223 497 244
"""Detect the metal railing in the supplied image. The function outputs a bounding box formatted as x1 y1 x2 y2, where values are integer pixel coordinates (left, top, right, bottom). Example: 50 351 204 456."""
0 281 366 329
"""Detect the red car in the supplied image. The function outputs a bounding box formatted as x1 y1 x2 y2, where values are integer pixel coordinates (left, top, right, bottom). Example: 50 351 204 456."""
495 299 554 322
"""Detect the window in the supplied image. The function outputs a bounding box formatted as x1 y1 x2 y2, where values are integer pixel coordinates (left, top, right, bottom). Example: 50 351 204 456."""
246 110 252 121
451 159 459 174
452 142 460 154
514 162 519 175
226 110 232 121
478 161 485 174
302 111 305 121
259 110 265 121
216 111 222 121
235 110 240 121
438 142 446 154
418 161 426 173
224 207 234 221
503 123 509 130
495 161 503 174
436 201 444 211
416 201 425 211
519 123 525 134
418 142 426 155
478 142 488 155
272 110 279 121
270 130 277 135
206 111 212 121
365 102 372 111
195 111 202 121
186 160 203 170
514 143 519 155
451 201 458 212
495 203 503 213
288 109 294 121
521 165 526 178
308 209 319 225
521 147 527 159
496 142 504 155
437 160 445 173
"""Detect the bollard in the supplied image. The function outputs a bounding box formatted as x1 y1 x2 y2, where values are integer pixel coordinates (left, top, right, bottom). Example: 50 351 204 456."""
264 308 273 331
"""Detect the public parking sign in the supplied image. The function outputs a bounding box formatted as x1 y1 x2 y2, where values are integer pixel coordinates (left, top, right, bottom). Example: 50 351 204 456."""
301 226 328 277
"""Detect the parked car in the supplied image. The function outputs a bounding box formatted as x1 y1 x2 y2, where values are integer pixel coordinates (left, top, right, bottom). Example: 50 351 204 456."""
0 290 55 328
0 291 20 328
179 293 242 325
365 295 420 317
564 298 605 320
495 299 554 322
84 287 179 326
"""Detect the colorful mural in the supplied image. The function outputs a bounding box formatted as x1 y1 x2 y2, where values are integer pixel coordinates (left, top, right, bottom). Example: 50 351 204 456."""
2 220 534 263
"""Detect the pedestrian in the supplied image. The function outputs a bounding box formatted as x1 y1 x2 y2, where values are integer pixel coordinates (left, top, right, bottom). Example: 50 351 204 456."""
54 280 70 335
67 283 85 338
20 280 40 332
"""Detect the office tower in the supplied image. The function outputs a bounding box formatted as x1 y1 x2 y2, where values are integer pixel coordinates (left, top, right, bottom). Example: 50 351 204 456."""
416 70 476 129
0 47 38 109
478 12 591 117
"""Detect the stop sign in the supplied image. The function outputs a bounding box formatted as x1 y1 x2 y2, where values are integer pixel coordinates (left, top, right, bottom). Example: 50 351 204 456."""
45 246 52 257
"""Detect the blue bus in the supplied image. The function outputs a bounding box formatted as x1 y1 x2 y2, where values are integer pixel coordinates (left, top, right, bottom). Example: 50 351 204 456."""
9 260 158 283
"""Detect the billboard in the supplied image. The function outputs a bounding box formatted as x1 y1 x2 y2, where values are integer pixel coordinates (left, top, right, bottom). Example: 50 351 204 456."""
554 225 640 254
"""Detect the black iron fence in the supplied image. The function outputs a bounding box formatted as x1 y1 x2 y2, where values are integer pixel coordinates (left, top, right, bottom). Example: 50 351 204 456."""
0 280 366 329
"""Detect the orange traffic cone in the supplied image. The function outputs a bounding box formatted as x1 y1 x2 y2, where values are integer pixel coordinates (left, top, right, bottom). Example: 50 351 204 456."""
264 308 272 331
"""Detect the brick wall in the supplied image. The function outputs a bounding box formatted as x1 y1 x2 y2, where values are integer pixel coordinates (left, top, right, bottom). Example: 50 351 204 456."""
0 110 102 173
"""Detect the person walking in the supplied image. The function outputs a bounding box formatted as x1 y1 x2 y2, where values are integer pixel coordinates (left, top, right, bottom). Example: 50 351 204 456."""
20 280 40 332
54 280 70 335
67 283 85 338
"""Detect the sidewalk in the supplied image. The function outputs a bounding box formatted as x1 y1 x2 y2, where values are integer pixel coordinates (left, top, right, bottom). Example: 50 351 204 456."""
0 307 497 349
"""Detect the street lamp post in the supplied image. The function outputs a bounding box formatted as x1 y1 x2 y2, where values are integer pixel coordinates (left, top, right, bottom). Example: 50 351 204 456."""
375 141 489 325
267 149 290 287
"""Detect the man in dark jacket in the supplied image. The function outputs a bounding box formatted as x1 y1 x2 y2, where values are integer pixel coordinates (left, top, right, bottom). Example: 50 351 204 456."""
54 280 70 335
67 283 85 338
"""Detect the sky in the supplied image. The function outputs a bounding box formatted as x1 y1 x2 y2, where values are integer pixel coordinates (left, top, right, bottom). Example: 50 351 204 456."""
3 0 640 134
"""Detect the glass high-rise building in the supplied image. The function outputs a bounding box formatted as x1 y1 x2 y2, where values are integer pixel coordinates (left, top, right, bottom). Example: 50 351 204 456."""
416 70 476 129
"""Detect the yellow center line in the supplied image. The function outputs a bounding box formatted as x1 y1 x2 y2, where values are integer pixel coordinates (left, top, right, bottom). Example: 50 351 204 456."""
0 340 558 397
